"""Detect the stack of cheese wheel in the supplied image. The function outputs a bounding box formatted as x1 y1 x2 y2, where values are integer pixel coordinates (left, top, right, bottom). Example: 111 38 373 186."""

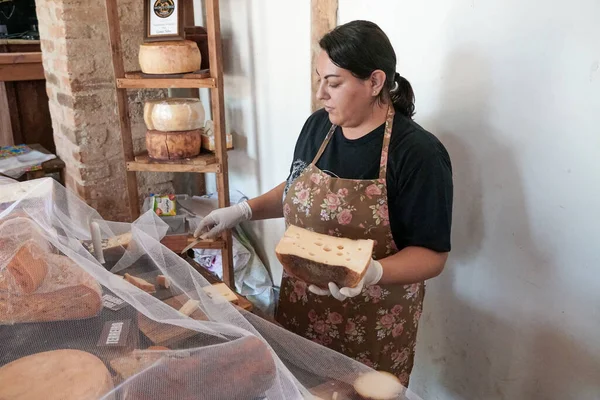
144 98 205 160
138 40 201 75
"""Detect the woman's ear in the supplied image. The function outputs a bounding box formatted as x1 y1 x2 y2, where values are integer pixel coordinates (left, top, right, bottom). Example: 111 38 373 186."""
370 70 387 96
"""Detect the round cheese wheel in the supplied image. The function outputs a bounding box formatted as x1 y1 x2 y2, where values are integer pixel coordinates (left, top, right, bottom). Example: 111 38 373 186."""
0 349 113 400
143 98 205 132
138 40 201 74
146 129 202 160
353 371 404 400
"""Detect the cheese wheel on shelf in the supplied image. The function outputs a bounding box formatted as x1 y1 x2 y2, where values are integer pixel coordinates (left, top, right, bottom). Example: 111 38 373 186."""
0 349 114 400
144 98 205 132
138 40 201 74
275 225 374 289
146 129 202 160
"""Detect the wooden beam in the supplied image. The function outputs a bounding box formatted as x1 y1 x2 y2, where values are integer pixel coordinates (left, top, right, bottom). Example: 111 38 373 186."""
311 0 338 112
0 53 42 65
0 83 13 146
183 0 195 27
0 63 45 81
205 0 234 289
104 0 140 221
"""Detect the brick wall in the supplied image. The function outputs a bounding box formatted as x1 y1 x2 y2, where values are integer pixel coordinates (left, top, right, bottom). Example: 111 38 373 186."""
36 0 194 221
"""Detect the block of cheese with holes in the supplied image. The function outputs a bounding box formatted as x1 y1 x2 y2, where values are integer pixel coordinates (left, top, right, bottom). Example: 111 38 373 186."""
138 40 201 74
144 98 205 132
275 225 374 289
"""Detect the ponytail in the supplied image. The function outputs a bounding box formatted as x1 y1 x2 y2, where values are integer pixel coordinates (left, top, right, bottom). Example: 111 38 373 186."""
389 72 415 118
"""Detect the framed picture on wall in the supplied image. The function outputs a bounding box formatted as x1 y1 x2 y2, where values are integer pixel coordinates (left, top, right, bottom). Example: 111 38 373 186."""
144 0 184 42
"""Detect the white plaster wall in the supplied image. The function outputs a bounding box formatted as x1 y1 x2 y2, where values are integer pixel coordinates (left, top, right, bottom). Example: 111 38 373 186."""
204 0 311 284
338 1 600 399
206 0 600 398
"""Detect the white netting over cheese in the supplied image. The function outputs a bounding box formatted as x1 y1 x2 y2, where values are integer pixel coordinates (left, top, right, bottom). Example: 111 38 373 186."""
0 178 423 400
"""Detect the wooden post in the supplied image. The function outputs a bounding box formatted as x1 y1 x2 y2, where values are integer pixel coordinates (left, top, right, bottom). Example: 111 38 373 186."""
205 0 234 288
104 0 140 221
311 0 338 112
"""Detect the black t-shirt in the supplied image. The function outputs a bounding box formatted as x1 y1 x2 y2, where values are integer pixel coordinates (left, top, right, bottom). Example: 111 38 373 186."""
285 108 453 252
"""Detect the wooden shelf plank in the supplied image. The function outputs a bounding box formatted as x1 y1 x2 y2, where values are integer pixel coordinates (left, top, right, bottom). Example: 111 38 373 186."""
161 234 225 253
124 70 210 79
126 152 220 173
117 77 216 89
0 52 43 65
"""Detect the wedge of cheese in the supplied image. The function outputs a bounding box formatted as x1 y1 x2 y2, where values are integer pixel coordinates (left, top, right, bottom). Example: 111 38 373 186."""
5 240 49 294
0 254 102 324
203 283 238 303
124 273 156 293
275 225 374 289
81 231 132 262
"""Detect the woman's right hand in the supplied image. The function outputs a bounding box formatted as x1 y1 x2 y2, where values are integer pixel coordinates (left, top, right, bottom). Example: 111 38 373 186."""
193 202 252 239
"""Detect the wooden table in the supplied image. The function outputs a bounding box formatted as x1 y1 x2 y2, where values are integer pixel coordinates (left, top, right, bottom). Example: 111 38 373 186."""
23 144 65 184
115 254 253 348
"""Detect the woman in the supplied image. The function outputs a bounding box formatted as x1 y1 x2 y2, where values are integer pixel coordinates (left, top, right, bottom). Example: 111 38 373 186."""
194 20 453 386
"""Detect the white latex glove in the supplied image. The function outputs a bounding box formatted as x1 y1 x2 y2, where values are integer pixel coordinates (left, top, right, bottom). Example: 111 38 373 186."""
193 202 252 239
308 259 384 301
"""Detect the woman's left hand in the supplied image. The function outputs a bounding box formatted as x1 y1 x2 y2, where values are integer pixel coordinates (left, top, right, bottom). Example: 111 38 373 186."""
308 259 383 301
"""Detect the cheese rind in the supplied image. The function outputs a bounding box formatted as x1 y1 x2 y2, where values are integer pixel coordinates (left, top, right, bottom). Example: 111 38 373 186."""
275 225 374 289
5 240 49 293
138 40 201 74
0 254 102 323
113 336 276 400
0 349 113 400
124 273 156 293
178 299 200 316
146 129 202 160
156 275 169 289
144 98 205 132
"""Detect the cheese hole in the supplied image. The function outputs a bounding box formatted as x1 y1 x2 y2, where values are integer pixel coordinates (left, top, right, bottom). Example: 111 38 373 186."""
309 252 315 257
315 242 323 246
323 246 332 252
336 252 343 256
358 248 362 251
337 245 344 250
346 258 351 261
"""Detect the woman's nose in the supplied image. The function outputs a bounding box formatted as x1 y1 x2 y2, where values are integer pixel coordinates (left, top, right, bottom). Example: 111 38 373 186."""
316 82 329 101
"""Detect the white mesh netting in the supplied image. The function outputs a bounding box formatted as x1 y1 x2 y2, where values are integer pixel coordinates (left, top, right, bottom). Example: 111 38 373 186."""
0 177 422 400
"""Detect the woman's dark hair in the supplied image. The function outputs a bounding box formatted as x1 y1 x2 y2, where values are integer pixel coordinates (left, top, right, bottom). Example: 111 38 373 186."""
319 20 415 118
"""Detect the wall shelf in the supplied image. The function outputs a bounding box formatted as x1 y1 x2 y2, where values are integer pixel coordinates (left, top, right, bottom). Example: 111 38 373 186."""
103 0 234 287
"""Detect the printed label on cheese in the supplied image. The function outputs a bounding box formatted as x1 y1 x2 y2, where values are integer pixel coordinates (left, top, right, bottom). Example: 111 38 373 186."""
96 319 132 347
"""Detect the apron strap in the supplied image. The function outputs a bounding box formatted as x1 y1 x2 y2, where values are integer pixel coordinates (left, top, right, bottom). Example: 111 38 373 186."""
311 123 337 165
379 106 395 180
312 107 395 178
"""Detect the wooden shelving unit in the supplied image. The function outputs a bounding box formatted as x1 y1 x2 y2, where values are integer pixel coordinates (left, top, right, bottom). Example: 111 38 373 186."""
103 0 234 287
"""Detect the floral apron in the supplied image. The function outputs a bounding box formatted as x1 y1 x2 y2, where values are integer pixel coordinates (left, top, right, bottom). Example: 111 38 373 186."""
275 107 425 386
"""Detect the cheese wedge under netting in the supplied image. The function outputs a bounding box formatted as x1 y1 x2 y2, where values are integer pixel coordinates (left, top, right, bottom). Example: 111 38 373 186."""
0 178 423 400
